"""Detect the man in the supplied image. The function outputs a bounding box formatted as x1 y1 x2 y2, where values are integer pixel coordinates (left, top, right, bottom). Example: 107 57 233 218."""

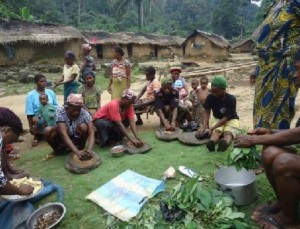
134 66 161 125
196 76 239 152
93 89 144 148
155 77 180 131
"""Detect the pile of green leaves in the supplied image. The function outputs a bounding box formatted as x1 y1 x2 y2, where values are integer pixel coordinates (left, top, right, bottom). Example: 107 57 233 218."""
106 178 249 229
228 146 260 171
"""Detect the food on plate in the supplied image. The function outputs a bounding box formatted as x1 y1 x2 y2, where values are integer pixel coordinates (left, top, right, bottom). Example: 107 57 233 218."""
10 177 42 194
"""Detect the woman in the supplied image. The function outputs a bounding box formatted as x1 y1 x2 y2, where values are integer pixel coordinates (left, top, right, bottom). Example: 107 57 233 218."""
252 0 300 129
44 94 94 161
53 50 80 103
25 74 58 147
107 46 131 99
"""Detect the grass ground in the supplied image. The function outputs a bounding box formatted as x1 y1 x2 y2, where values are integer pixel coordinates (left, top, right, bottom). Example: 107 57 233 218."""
14 131 273 229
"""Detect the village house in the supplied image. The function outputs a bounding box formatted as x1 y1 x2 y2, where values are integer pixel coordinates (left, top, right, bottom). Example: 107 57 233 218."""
0 18 82 66
182 30 231 58
231 38 256 53
81 31 184 60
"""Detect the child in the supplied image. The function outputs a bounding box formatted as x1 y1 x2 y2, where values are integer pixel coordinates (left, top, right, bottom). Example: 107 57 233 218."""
79 44 96 83
32 94 56 147
197 76 210 104
53 50 80 103
78 70 101 116
196 76 239 152
173 79 187 102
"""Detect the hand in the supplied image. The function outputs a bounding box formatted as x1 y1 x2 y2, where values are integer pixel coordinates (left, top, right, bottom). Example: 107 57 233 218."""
132 139 144 148
107 86 112 94
233 134 255 148
17 184 34 195
77 150 92 161
250 74 256 85
247 127 270 135
165 123 175 131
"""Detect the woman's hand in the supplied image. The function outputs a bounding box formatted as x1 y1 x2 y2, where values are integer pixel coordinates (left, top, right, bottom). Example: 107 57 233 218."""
77 150 92 161
132 139 144 148
17 184 34 196
107 86 112 94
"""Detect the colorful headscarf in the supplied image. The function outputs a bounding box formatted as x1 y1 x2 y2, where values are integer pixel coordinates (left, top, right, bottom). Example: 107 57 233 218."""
211 75 227 89
67 93 84 106
161 77 173 85
121 89 136 100
169 66 182 73
82 44 92 51
64 50 75 60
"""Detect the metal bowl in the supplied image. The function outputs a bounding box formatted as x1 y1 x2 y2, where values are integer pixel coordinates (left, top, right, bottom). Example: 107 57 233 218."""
110 145 126 157
27 202 66 229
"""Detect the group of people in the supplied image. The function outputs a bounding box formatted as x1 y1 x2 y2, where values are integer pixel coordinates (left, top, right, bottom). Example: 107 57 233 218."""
3 1 300 227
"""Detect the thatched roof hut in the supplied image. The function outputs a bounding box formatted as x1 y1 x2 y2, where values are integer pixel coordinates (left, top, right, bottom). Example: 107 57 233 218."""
183 30 231 58
82 31 185 59
231 38 256 53
0 18 82 65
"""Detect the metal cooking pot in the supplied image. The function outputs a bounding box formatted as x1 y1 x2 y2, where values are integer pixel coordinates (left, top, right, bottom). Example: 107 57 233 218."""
214 166 257 206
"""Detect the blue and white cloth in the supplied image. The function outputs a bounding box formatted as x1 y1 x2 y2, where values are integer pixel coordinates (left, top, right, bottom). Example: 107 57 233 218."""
86 170 165 221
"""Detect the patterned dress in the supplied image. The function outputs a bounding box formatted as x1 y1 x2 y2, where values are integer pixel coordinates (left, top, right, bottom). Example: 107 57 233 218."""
254 0 300 129
111 59 131 99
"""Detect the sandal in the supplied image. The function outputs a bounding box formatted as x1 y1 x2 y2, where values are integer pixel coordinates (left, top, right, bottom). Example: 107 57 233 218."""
32 139 39 147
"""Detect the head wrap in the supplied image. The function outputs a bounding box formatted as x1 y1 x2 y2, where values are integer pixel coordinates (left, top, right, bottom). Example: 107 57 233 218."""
174 79 183 89
161 77 173 85
67 94 84 106
211 75 227 89
169 66 182 73
82 44 92 51
83 70 95 79
64 50 75 60
121 89 136 100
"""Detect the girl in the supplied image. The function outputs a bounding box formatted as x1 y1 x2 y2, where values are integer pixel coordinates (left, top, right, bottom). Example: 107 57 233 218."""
53 50 80 103
79 44 96 83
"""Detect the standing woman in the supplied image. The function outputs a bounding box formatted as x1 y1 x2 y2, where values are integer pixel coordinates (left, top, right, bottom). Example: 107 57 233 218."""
107 46 131 99
53 50 80 103
252 0 300 129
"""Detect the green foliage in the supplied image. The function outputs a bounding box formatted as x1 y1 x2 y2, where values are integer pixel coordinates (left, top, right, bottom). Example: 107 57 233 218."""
0 0 264 39
106 178 249 229
228 147 260 171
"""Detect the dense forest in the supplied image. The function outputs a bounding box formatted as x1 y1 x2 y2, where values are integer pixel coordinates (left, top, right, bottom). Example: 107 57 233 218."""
0 0 273 39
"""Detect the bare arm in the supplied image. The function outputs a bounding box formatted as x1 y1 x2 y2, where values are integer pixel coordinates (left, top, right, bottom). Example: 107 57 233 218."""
202 110 210 129
86 121 95 152
108 67 113 93
57 123 80 154
129 118 139 139
115 121 134 143
171 107 178 127
0 182 34 195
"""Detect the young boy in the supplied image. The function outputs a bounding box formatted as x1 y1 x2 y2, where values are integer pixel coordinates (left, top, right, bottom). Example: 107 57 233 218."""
32 94 56 147
155 78 180 131
196 76 239 152
78 70 102 116
0 107 33 195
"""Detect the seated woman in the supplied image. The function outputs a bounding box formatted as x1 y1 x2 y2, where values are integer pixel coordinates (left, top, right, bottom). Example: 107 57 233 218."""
44 94 94 161
0 107 33 195
25 74 58 147
134 66 161 125
93 89 144 148
196 76 239 152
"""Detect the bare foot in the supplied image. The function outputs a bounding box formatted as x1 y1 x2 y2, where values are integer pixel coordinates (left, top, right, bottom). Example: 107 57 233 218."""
251 201 281 222
256 213 297 229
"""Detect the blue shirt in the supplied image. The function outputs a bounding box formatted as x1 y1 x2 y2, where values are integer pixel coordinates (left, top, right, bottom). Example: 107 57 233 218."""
25 89 58 116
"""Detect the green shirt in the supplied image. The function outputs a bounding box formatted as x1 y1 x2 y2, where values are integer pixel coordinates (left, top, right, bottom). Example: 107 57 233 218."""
78 85 101 109
38 104 56 126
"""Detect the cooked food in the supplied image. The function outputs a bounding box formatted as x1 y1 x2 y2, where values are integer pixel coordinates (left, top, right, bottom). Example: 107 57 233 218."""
34 210 61 229
10 177 42 194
